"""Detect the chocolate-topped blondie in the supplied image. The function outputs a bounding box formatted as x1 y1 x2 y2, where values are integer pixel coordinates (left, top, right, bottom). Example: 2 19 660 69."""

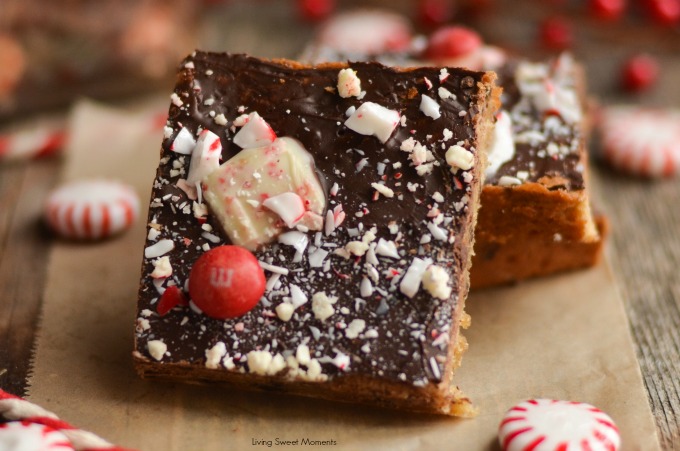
133 53 500 415
471 54 604 288
300 18 605 288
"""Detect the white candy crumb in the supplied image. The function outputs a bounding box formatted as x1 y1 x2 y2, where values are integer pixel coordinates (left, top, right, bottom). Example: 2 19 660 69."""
371 182 394 198
275 303 295 322
296 344 311 366
147 340 167 361
151 256 172 278
345 102 400 143
312 292 337 321
422 265 452 299
438 87 454 100
375 238 399 259
214 113 227 125
360 277 374 298
171 127 196 155
170 93 183 107
445 145 474 171
345 319 366 339
498 175 522 187
145 239 175 258
147 227 161 241
400 257 432 298
420 95 441 120
337 68 362 98
205 342 227 369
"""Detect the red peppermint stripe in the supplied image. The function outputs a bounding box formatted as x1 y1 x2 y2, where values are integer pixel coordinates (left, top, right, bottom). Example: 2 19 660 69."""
0 389 137 451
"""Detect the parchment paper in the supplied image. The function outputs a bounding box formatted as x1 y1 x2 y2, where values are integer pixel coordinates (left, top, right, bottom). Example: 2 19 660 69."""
27 100 660 450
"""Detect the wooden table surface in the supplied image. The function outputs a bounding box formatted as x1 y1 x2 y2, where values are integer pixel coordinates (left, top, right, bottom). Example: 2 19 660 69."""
1 1 680 448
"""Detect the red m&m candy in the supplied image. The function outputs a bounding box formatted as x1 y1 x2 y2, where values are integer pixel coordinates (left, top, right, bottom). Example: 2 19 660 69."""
189 245 265 319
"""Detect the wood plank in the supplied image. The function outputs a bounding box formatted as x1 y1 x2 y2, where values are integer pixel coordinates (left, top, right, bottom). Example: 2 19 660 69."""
0 164 28 259
0 158 60 396
592 168 680 450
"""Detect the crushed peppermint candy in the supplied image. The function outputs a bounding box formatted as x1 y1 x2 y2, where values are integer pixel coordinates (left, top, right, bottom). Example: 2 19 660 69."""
420 95 441 120
345 102 400 143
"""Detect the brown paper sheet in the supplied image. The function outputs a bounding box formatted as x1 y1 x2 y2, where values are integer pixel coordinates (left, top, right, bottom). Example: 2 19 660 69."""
27 100 660 450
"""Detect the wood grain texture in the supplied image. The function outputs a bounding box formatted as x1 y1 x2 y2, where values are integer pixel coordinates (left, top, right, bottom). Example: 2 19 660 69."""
592 168 680 450
0 159 60 396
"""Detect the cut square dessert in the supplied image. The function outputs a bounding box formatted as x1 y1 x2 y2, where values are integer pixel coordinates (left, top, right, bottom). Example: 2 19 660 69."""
300 21 605 288
471 55 606 288
133 52 500 416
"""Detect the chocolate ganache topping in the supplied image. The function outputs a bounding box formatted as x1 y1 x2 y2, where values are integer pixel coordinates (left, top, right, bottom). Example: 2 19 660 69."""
135 52 493 387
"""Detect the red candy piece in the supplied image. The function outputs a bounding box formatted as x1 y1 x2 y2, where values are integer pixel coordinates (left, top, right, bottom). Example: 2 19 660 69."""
590 0 627 20
418 0 455 28
539 17 573 50
298 0 335 22
423 26 482 60
189 245 265 319
644 0 680 25
157 285 188 316
621 54 659 92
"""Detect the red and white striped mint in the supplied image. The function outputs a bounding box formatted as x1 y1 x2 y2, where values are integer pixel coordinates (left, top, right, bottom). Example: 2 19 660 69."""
600 105 680 177
499 399 620 451
45 179 140 240
317 9 413 55
0 421 74 451
0 118 67 162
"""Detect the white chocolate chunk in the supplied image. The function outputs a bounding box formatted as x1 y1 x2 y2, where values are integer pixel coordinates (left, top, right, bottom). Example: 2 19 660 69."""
147 340 167 361
337 68 362 98
233 111 276 149
345 102 400 143
312 292 337 321
171 127 196 155
187 130 222 185
486 110 516 178
445 145 474 171
420 95 441 120
345 319 366 339
296 344 311 366
203 137 326 250
205 342 227 369
400 257 432 298
151 256 172 278
275 303 295 322
247 350 273 375
422 265 452 299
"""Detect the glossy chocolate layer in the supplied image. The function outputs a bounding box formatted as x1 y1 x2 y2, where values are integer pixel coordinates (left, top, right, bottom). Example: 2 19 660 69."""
485 60 585 190
135 53 491 387
301 45 586 191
